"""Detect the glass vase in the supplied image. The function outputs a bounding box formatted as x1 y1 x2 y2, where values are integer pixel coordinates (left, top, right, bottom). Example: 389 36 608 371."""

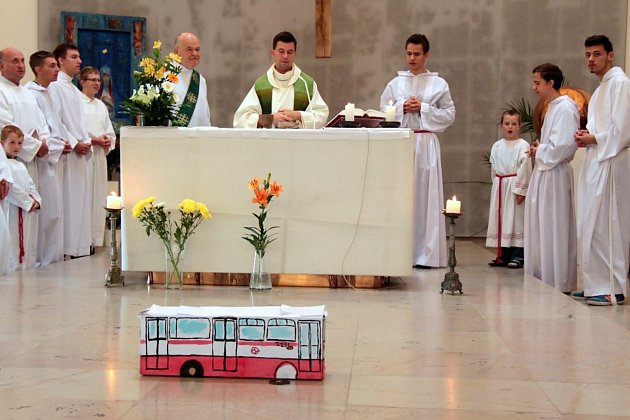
164 241 184 289
250 250 272 290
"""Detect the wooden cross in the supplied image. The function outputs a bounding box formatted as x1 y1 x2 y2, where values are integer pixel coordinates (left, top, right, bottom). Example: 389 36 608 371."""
316 0 332 58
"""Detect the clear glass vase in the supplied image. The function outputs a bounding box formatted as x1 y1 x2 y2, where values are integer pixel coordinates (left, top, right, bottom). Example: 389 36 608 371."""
164 241 184 289
250 250 272 290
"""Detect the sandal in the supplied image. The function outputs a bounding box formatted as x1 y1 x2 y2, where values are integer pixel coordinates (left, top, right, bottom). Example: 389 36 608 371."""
507 260 523 269
488 259 507 267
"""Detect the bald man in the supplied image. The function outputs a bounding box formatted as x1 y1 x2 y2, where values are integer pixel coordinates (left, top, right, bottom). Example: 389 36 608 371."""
171 32 211 127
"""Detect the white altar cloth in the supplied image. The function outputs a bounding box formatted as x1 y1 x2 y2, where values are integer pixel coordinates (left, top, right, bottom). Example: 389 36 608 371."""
120 127 413 277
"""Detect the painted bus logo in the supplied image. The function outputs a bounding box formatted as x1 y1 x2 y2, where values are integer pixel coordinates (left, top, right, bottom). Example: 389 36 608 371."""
139 304 326 380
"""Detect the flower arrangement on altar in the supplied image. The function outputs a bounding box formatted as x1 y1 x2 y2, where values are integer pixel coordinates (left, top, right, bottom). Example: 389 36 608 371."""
121 41 182 126
132 196 211 288
243 174 283 290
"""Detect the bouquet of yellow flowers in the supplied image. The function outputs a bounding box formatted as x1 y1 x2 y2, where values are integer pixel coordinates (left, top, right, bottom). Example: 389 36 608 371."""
122 40 182 126
132 196 211 288
243 173 283 258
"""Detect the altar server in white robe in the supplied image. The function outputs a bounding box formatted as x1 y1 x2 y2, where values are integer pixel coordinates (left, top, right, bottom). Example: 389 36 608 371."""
171 32 211 127
234 31 329 129
2 125 41 270
0 146 13 274
524 63 578 293
380 33 456 268
48 44 92 258
573 35 630 306
26 51 72 265
0 47 50 184
486 110 531 268
80 67 115 248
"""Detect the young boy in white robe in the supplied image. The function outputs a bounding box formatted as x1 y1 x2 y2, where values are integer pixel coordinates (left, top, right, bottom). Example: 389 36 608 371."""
79 67 115 250
1 125 41 270
523 63 578 293
486 110 531 268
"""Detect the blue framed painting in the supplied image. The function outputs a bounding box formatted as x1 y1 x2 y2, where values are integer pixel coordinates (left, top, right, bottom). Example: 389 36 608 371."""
61 12 146 128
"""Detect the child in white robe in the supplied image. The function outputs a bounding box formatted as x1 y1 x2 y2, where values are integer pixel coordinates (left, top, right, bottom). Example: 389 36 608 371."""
2 125 41 270
486 111 531 268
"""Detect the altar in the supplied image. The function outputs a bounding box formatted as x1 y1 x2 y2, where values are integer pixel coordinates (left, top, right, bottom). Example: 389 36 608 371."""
120 127 414 286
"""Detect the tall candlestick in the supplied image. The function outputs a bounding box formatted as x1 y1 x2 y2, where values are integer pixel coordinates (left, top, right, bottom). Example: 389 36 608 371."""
445 195 461 214
344 103 355 122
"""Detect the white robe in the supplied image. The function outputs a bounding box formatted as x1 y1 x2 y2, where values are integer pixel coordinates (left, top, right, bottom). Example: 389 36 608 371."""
380 70 456 267
577 67 630 298
83 95 115 247
6 159 41 270
174 66 211 127
486 138 530 248
25 81 67 265
233 64 329 129
524 95 578 292
0 75 50 185
0 149 13 274
48 71 92 257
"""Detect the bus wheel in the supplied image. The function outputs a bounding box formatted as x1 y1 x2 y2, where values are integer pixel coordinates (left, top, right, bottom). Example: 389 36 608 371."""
180 360 204 378
275 363 297 379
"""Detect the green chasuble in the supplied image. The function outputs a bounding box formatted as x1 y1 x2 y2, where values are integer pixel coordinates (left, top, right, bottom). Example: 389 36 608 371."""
254 72 314 115
172 70 201 127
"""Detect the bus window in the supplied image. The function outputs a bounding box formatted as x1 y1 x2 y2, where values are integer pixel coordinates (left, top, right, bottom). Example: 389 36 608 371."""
170 318 211 339
148 318 166 340
267 319 296 341
238 318 265 340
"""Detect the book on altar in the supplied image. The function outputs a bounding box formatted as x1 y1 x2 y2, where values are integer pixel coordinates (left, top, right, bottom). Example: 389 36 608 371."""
325 107 385 128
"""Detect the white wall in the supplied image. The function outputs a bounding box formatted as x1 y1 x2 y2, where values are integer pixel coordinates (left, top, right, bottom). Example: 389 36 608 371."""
0 0 38 80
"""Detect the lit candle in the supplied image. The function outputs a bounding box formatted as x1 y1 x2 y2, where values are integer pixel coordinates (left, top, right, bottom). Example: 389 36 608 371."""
344 102 355 122
385 100 396 122
106 191 122 209
445 195 461 214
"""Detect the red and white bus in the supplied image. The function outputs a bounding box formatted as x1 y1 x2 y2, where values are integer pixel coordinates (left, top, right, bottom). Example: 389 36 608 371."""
139 304 326 380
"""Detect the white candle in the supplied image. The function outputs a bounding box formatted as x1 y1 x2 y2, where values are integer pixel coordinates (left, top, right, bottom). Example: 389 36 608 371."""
344 102 355 122
385 101 396 121
445 195 461 214
106 192 122 209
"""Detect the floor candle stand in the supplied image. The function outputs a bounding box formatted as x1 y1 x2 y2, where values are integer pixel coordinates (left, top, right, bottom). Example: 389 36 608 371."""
440 211 463 295
105 207 125 287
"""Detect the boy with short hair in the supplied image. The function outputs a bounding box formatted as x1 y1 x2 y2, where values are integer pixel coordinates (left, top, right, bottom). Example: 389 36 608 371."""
486 110 530 268
524 63 578 293
1 125 41 270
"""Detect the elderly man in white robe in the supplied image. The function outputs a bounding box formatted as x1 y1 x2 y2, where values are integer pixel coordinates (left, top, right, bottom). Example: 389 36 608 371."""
234 31 329 129
573 35 630 306
48 43 93 258
0 145 13 274
380 33 456 269
80 66 115 250
524 63 578 293
171 32 211 127
0 47 50 185
26 50 71 266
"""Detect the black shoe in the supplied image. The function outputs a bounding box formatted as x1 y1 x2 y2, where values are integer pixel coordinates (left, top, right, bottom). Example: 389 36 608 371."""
413 264 432 269
488 259 508 267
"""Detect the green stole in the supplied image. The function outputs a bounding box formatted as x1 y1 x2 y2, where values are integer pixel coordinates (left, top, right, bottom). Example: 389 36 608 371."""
172 69 201 127
254 70 314 115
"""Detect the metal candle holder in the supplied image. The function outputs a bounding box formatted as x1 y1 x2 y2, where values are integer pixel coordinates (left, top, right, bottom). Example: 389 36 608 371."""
440 211 462 295
105 207 125 287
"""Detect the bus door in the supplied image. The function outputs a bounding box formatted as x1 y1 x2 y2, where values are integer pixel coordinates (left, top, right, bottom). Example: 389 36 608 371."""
145 317 168 370
298 320 322 372
212 318 237 371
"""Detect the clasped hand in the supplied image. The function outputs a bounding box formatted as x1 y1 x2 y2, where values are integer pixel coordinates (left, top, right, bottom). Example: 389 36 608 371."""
403 96 421 114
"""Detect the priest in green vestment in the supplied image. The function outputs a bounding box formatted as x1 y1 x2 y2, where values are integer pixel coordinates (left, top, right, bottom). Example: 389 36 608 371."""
233 31 328 129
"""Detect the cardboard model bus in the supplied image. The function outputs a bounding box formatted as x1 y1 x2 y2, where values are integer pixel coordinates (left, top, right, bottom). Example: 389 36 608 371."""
139 304 326 380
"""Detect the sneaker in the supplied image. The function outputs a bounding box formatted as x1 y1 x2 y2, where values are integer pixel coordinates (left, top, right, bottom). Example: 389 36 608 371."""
586 294 625 306
507 260 523 269
488 259 507 267
569 290 586 300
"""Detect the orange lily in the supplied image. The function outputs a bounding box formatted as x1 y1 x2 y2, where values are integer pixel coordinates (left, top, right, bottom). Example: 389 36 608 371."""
248 177 261 190
270 181 283 197
252 188 269 207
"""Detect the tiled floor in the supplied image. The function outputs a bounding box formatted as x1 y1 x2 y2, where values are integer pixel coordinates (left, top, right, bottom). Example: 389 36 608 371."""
1 239 629 419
